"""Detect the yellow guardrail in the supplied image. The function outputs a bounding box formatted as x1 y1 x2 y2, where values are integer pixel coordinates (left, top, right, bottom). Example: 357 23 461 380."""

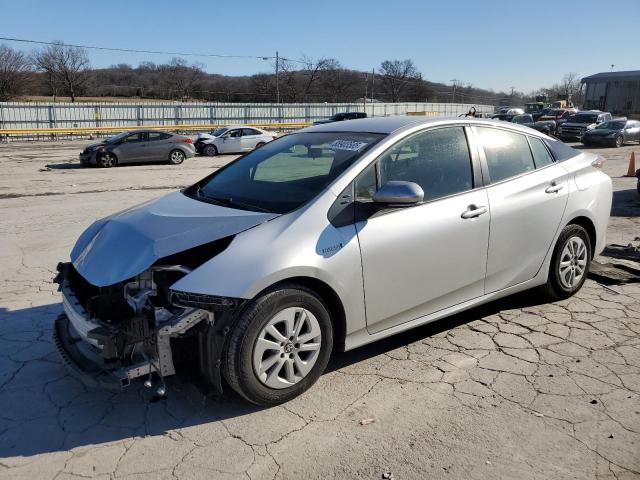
0 122 312 136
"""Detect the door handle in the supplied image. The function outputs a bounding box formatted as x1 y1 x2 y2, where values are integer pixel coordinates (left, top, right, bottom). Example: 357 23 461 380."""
461 205 487 219
545 183 564 194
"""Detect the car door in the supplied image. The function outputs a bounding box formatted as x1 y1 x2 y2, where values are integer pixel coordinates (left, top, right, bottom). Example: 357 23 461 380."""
146 131 172 161
218 129 242 153
112 132 149 162
355 125 490 333
241 128 261 151
475 126 569 293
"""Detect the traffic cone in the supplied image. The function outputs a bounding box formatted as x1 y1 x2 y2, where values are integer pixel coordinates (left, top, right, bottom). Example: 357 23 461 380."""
624 151 636 177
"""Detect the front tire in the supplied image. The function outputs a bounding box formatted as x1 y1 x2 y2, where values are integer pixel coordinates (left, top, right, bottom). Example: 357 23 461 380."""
222 284 334 406
97 152 117 168
204 144 218 156
169 149 185 165
615 135 623 148
541 224 591 300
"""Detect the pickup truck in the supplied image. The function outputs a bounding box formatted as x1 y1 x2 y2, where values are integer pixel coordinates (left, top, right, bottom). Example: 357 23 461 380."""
557 111 612 141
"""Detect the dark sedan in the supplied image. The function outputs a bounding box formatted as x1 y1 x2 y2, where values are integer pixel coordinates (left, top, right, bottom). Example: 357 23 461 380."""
581 120 640 148
529 120 558 137
80 130 196 168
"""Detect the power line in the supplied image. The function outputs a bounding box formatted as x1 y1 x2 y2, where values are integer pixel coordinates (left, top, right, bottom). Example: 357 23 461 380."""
0 35 305 64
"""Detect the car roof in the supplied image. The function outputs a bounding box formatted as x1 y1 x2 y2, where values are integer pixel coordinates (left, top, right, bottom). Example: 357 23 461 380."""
303 115 545 136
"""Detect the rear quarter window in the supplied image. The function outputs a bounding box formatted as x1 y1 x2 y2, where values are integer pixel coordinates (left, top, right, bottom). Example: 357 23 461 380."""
543 138 580 162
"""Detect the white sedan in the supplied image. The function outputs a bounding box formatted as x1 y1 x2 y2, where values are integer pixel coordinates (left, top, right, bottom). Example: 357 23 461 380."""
195 126 277 156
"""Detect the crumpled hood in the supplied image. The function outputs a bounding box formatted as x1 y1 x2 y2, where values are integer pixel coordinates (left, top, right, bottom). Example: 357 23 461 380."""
71 191 279 287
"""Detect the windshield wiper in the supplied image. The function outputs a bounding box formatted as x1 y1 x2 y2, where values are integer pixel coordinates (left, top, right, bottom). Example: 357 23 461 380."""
193 186 271 213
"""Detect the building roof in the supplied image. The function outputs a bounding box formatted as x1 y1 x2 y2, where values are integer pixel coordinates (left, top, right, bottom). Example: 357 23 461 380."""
581 70 640 83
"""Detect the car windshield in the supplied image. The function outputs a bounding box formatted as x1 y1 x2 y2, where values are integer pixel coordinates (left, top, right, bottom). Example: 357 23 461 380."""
105 132 130 143
572 114 598 124
596 121 626 130
212 127 229 136
187 131 385 214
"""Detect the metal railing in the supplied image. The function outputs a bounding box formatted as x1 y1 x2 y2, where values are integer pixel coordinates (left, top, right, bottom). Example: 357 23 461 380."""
0 101 494 140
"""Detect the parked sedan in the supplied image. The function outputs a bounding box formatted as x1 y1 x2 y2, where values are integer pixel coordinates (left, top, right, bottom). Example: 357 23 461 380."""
313 112 367 125
529 120 558 136
80 130 195 167
56 116 611 405
196 126 277 156
581 119 640 148
511 114 534 125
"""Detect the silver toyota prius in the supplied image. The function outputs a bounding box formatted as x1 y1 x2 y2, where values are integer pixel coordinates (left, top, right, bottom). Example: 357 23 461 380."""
54 116 612 405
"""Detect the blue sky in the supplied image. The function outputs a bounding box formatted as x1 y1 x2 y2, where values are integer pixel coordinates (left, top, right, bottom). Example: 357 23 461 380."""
1 0 638 93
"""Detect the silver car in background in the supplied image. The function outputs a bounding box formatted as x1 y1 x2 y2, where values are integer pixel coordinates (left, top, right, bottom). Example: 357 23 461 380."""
194 125 277 156
56 116 611 405
80 130 196 167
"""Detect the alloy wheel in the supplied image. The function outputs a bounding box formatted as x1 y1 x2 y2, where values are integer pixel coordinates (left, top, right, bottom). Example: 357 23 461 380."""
170 150 185 163
252 307 322 389
558 236 588 289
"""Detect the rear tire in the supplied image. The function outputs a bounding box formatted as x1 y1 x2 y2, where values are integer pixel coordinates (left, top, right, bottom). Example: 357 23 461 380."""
540 224 591 301
255 142 265 149
221 284 333 406
204 144 218 156
169 149 185 165
97 152 117 168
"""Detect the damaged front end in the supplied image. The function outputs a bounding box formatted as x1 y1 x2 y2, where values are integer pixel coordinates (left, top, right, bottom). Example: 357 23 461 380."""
53 261 242 394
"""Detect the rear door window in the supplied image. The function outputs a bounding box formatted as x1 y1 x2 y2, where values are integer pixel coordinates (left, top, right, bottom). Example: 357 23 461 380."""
148 132 171 141
242 128 261 136
477 127 535 183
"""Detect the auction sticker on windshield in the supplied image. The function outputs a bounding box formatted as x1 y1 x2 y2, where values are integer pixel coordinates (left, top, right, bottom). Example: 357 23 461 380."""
326 140 369 151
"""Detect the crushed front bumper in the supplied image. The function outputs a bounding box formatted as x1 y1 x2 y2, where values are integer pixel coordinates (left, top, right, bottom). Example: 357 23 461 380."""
53 273 213 390
53 313 154 390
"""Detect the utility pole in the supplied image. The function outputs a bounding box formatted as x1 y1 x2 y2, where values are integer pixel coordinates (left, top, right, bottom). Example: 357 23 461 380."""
371 68 375 116
275 51 280 105
450 79 459 103
362 75 368 113
510 86 516 99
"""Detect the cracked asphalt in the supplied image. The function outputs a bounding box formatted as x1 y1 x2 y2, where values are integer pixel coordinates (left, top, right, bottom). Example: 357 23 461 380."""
0 138 639 479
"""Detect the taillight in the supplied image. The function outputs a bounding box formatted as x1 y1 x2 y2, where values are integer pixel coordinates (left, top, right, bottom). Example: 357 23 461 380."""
182 138 193 144
591 155 605 169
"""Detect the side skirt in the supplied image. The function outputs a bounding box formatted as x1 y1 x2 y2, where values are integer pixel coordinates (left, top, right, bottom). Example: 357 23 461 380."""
343 264 549 352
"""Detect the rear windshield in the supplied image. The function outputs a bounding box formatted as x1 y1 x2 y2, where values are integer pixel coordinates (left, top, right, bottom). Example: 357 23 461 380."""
543 138 580 162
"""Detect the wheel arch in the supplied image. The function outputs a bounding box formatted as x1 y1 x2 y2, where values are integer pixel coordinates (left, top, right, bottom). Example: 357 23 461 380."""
256 276 347 353
566 215 597 256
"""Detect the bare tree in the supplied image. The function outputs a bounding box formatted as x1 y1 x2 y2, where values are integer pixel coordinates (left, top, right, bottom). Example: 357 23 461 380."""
162 58 204 101
0 44 32 101
32 42 91 102
300 56 336 101
379 59 421 102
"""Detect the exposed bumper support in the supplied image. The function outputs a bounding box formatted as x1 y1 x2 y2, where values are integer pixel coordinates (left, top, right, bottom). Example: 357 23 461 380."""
54 314 152 389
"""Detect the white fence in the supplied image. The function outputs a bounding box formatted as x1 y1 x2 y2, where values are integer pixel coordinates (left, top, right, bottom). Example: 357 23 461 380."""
0 101 494 133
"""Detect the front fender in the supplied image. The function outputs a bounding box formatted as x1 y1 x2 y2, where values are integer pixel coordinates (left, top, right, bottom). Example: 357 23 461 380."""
169 195 368 337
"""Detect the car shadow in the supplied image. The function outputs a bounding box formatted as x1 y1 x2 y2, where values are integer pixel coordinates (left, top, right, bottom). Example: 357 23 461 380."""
611 188 640 217
0 289 551 459
44 162 88 170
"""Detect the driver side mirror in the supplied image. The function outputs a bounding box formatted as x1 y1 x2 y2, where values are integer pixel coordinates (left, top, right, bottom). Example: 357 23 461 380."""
373 181 424 206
